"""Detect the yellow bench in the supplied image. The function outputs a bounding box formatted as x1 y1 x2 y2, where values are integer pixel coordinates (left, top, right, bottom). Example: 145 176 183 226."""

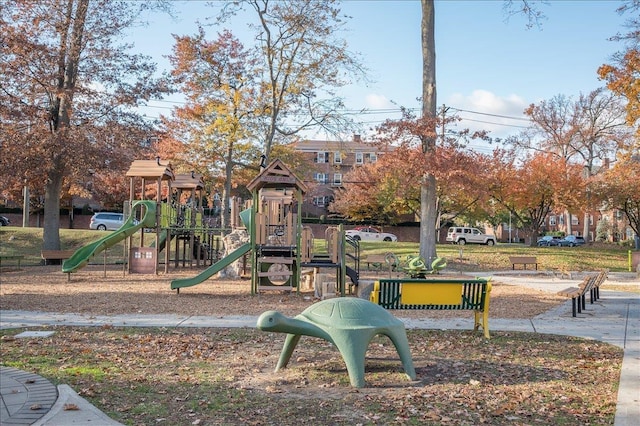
370 278 492 338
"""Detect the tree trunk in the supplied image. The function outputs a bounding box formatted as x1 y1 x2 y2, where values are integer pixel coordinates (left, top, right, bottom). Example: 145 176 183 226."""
42 167 64 251
42 0 89 250
419 0 438 264
583 212 590 240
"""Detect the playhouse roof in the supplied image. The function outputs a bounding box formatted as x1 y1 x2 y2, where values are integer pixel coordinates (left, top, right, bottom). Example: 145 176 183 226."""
173 173 205 190
125 159 174 180
247 159 307 193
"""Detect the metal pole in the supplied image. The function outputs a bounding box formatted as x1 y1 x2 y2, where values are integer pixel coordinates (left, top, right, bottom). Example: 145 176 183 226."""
22 185 29 227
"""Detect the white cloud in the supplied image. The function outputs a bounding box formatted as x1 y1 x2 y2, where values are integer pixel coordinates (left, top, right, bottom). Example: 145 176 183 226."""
446 90 530 139
365 93 393 109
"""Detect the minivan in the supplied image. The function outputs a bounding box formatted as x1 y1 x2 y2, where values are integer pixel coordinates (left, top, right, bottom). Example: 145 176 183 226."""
89 212 125 231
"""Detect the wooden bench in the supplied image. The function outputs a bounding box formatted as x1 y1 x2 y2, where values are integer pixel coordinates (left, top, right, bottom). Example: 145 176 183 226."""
370 278 492 338
41 250 75 265
557 270 608 317
365 253 397 271
0 254 24 269
509 256 538 270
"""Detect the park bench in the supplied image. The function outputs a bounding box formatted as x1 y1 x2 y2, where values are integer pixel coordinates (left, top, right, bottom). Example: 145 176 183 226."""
557 270 608 317
365 253 395 271
0 254 24 269
509 256 538 270
370 278 492 338
41 250 75 265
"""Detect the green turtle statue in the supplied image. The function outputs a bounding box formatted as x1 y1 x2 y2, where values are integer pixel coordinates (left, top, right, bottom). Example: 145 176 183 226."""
256 297 416 388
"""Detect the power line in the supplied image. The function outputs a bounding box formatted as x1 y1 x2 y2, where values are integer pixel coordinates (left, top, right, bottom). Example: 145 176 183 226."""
450 107 531 121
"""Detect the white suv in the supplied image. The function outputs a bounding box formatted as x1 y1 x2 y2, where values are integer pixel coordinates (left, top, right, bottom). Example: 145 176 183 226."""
446 227 496 245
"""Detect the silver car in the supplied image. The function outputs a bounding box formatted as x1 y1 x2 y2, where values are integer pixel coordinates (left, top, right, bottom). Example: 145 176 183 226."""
89 212 125 231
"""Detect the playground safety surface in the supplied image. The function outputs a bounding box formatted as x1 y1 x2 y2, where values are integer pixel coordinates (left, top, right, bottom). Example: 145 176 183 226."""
0 268 638 425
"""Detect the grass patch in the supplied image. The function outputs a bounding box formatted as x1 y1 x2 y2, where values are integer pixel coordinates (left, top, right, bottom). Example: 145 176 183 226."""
0 327 622 425
2 227 635 273
359 241 633 273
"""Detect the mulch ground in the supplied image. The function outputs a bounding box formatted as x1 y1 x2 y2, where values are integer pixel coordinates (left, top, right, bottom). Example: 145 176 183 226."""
0 264 567 319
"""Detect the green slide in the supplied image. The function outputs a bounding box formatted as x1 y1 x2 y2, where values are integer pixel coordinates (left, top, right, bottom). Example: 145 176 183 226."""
62 200 157 273
170 242 252 291
151 229 170 252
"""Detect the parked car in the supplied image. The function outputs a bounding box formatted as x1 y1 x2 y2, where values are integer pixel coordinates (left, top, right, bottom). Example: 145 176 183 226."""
558 235 586 247
0 216 10 226
446 227 496 245
89 212 126 231
537 235 562 247
345 226 397 242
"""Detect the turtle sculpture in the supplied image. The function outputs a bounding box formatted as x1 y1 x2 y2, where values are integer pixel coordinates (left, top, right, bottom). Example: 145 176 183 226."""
256 297 416 388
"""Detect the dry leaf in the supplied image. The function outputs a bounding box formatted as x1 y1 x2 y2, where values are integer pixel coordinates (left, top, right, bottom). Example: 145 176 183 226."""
64 403 80 411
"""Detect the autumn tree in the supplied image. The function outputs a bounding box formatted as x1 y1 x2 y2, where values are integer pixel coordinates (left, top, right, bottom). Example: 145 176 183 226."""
0 1 169 250
166 28 261 228
598 0 640 139
415 0 544 260
594 152 640 238
522 89 630 236
217 0 366 163
332 106 489 235
487 150 587 245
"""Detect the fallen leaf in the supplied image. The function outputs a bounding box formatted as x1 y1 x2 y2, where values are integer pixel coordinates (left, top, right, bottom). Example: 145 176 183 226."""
64 404 80 411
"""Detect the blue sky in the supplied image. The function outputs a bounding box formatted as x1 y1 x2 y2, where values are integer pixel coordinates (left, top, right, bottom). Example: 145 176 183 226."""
132 1 627 144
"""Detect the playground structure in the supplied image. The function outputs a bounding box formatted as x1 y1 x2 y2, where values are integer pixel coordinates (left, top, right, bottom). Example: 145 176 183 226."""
171 159 360 294
62 157 361 295
245 160 359 295
63 159 220 275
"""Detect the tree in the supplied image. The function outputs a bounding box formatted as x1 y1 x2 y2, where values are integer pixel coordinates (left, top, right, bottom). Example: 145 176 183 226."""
598 1 640 138
165 28 261 228
487 150 586 245
331 106 488 232
523 89 630 236
594 152 640 238
416 0 544 260
0 1 169 250
218 0 366 163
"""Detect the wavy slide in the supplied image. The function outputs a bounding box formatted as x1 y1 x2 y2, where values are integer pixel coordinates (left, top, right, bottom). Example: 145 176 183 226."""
62 200 157 274
170 242 252 291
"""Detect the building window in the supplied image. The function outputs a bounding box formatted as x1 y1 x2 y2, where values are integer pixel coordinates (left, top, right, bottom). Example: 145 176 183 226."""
366 152 377 163
355 152 363 165
615 210 623 220
559 214 564 225
626 227 634 240
589 214 594 226
312 196 333 207
571 215 579 226
315 173 328 184
333 173 342 186
549 216 556 226
333 151 342 164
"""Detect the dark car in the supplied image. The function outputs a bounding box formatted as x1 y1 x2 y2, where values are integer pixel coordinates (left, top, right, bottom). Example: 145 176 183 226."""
558 235 586 247
0 216 10 226
537 235 561 247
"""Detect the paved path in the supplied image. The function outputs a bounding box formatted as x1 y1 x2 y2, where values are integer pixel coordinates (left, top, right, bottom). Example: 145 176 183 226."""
1 273 638 425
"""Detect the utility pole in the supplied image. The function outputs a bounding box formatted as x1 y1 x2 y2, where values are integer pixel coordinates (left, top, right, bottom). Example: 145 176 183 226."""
440 104 450 143
22 182 29 227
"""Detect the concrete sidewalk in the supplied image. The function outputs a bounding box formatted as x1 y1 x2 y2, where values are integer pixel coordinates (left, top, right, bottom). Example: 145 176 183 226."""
1 276 638 425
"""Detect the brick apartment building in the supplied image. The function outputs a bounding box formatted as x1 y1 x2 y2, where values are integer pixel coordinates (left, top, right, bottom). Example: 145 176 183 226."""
293 135 389 217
